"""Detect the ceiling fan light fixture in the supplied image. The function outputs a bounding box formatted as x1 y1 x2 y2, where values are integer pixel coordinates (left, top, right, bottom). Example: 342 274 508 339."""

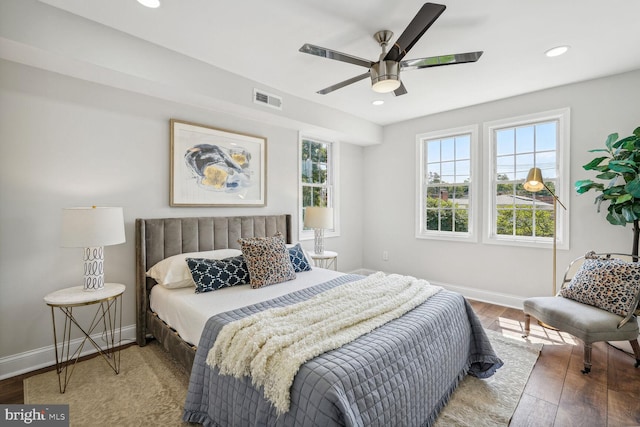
370 61 401 93
137 0 161 8
545 45 569 57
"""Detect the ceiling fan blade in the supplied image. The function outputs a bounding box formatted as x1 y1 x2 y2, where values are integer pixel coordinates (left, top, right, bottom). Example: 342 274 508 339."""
317 72 371 95
393 82 408 96
299 44 374 69
400 51 483 71
385 3 446 62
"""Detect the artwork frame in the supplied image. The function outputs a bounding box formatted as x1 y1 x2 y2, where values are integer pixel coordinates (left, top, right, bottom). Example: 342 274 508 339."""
170 119 267 207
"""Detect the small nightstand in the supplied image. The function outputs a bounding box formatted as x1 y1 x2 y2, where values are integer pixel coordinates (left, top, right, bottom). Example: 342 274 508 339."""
308 250 338 270
44 283 125 393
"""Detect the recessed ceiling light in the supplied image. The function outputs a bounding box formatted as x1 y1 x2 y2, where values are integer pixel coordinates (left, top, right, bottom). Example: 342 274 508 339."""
545 46 569 57
372 100 384 106
137 0 160 8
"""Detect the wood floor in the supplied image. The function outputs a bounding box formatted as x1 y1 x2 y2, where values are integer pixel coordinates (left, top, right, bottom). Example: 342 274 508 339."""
468 300 640 427
1 301 639 426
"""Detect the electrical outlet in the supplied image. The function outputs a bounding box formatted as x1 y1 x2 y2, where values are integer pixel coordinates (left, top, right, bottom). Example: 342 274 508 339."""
382 251 389 261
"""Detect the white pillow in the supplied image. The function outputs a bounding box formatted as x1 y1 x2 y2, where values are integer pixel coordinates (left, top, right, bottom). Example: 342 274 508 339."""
146 249 242 288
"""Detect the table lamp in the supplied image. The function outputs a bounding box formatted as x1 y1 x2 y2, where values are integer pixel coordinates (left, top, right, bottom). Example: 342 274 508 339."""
304 207 334 254
61 206 126 291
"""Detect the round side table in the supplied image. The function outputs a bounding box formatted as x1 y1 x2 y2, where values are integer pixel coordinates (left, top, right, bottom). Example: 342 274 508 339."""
44 283 125 393
308 250 338 270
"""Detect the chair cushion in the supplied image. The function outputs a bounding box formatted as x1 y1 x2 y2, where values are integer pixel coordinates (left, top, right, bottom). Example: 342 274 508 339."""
523 296 639 344
560 257 640 317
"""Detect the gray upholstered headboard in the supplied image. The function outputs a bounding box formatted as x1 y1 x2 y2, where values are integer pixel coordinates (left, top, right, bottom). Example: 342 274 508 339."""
135 214 292 345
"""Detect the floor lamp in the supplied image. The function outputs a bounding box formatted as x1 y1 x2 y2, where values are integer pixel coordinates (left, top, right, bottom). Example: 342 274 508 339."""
523 167 567 296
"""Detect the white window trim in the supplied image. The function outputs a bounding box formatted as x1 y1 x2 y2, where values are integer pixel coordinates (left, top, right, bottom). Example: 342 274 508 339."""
482 108 570 249
298 134 340 241
415 124 479 242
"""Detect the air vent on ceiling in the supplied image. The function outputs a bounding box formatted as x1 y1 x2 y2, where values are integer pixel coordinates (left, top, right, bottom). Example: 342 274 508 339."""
253 89 282 110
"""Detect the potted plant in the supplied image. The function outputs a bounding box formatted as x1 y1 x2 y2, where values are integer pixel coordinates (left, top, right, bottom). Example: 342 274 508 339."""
575 126 640 256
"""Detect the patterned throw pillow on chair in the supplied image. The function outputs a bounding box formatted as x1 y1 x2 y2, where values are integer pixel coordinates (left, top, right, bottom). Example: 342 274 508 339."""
288 243 312 272
239 232 296 288
560 257 640 317
186 255 250 293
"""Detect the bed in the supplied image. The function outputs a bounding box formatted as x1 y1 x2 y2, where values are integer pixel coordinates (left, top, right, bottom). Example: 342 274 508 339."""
135 214 502 426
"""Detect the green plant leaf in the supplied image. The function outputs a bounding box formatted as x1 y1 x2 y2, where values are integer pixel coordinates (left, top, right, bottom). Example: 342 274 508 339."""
595 171 618 180
583 157 608 170
625 178 640 198
616 193 633 204
622 205 638 221
634 127 640 138
608 160 637 174
575 179 600 194
606 210 627 225
606 133 619 150
587 148 610 153
603 184 625 195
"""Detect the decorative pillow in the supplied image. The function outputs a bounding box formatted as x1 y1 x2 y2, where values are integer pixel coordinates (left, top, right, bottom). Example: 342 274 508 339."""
186 256 250 293
146 249 242 288
288 243 312 272
239 233 296 288
560 256 640 317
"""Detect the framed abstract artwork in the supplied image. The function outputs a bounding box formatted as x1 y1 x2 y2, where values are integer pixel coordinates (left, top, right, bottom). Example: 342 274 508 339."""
170 119 267 206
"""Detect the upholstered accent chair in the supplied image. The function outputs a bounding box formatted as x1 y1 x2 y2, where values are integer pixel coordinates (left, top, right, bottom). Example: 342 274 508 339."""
523 252 640 374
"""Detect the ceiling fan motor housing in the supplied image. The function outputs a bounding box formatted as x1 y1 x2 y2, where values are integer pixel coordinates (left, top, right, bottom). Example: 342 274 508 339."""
370 60 401 93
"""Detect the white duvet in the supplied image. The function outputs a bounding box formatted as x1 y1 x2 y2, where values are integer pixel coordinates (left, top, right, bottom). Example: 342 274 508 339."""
149 268 346 346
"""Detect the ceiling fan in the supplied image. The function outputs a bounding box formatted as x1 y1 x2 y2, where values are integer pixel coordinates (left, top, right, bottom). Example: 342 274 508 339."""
298 2 483 96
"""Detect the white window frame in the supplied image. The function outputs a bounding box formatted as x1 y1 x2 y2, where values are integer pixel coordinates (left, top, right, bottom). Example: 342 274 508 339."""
298 134 340 241
483 108 570 249
416 124 479 242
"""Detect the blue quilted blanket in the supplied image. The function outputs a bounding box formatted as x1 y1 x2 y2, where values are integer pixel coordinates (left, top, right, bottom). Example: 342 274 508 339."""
183 274 502 427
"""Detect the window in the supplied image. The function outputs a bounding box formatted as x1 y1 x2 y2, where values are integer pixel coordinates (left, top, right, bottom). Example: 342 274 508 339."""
416 125 478 241
484 108 570 248
299 136 339 239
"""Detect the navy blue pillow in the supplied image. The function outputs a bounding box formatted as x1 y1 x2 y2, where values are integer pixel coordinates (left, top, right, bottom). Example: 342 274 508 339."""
288 243 312 272
186 255 250 293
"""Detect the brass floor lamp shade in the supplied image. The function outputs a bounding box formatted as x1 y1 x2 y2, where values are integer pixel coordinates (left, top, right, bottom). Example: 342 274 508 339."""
524 167 567 296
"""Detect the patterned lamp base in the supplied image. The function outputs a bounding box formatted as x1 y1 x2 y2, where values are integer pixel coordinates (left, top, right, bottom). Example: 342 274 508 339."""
83 246 105 291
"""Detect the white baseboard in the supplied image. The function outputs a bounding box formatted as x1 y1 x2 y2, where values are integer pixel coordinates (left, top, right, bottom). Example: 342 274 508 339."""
0 324 136 380
428 280 525 309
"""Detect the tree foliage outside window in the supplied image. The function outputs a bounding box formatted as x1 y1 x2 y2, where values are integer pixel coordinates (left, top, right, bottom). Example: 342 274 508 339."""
422 134 471 234
492 120 559 240
301 139 329 207
300 138 334 231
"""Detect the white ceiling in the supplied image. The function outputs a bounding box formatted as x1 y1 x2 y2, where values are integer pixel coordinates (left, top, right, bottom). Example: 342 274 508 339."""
38 0 640 126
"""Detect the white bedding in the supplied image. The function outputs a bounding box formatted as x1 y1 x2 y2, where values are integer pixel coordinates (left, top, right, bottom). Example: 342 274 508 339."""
149 268 346 346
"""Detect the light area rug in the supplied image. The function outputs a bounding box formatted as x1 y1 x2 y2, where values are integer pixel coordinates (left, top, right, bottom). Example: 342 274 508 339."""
24 343 192 426
434 330 543 427
25 330 541 427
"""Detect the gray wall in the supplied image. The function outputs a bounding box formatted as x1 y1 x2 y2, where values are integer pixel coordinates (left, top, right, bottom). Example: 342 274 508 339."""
0 59 364 375
363 69 640 306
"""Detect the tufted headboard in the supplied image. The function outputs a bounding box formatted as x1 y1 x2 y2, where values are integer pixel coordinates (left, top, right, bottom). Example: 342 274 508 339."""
135 214 292 346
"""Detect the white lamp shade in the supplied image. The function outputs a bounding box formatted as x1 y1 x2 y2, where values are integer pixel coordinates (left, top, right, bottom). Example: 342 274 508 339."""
304 207 334 229
61 207 126 247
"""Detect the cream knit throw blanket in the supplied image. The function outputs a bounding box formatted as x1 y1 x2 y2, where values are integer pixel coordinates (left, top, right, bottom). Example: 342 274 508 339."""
206 271 442 414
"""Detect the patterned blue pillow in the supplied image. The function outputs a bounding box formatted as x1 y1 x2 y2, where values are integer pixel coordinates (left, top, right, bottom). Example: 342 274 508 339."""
186 255 250 293
288 243 312 272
